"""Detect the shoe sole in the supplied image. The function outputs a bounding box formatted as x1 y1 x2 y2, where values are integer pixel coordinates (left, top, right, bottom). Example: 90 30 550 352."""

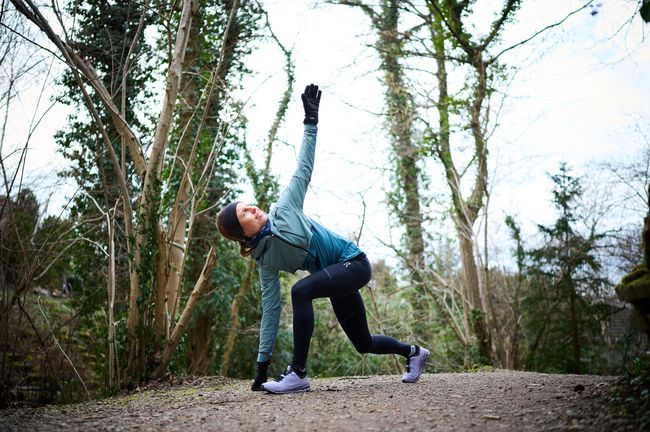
263 384 311 394
402 350 430 383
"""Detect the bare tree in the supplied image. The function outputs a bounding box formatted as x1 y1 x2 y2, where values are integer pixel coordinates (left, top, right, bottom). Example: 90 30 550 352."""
330 0 600 365
0 6 94 402
332 0 428 328
412 0 523 362
7 0 247 383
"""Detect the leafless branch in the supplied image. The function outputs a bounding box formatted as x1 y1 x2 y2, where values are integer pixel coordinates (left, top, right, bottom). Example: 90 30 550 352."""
491 1 593 63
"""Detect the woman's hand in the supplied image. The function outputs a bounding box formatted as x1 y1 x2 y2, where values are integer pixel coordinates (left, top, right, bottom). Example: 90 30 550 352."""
301 84 322 125
251 359 270 391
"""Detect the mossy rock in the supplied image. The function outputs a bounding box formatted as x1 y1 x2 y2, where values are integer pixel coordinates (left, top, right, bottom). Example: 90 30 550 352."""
617 265 650 303
617 268 650 339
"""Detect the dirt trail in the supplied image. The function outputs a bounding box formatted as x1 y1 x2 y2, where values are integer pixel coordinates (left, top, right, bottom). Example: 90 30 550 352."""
0 370 634 431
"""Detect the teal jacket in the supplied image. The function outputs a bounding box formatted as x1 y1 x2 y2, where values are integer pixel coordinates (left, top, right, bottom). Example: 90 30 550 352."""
250 123 361 362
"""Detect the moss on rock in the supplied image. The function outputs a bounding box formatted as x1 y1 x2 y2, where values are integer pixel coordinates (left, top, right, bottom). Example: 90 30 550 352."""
617 265 650 303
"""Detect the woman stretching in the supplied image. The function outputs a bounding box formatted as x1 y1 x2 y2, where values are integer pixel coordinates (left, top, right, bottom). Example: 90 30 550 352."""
216 84 429 394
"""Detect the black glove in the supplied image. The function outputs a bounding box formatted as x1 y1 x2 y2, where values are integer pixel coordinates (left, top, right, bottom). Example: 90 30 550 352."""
251 359 270 391
301 84 322 125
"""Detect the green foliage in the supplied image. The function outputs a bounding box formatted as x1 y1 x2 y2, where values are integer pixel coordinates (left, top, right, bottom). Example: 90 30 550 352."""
1 189 39 287
518 164 613 374
155 0 263 379
54 0 157 386
0 190 98 406
181 239 261 379
608 353 650 430
505 215 525 272
12 293 90 401
50 0 265 388
57 0 153 197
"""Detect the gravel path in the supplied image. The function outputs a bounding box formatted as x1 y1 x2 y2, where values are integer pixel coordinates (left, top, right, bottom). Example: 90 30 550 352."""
0 370 634 431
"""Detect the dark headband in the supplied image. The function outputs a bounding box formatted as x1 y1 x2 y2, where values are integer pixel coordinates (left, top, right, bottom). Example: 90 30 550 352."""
219 201 246 240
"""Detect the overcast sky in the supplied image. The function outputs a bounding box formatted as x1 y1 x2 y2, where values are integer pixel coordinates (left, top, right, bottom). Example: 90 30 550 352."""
6 0 650 269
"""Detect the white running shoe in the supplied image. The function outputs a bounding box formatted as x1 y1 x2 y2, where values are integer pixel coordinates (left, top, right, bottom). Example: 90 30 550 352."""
402 346 430 383
261 366 311 394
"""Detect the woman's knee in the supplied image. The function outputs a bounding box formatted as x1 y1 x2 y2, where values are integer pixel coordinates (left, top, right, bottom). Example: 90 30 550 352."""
352 337 372 354
291 279 311 302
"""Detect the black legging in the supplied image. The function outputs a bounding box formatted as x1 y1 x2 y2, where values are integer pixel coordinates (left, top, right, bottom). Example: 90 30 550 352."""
290 253 411 370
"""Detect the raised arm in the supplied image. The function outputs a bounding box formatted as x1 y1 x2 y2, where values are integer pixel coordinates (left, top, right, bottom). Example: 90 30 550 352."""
276 84 322 210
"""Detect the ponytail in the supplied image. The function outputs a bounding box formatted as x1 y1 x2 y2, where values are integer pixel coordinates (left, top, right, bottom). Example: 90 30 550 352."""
238 242 253 257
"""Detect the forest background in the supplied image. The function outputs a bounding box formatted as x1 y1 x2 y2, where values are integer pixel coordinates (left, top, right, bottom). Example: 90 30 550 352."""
1 0 649 406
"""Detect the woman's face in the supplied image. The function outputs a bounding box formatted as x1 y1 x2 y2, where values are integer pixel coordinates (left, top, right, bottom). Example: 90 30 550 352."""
236 202 268 238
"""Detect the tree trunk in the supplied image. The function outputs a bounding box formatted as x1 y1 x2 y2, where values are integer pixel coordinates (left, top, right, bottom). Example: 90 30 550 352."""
187 313 214 376
220 260 255 376
153 246 216 379
106 213 117 389
158 0 243 342
425 0 522 363
458 232 490 359
155 5 203 339
125 0 200 379
569 288 581 374
373 0 426 315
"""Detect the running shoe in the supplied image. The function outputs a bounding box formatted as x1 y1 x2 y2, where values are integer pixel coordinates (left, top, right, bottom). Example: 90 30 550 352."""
262 365 311 394
402 346 430 383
